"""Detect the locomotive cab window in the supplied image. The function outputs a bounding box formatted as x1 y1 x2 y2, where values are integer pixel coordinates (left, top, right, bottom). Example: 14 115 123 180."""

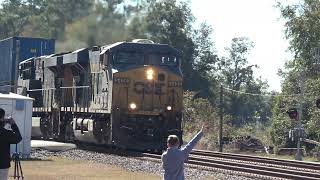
113 51 144 64
148 54 178 66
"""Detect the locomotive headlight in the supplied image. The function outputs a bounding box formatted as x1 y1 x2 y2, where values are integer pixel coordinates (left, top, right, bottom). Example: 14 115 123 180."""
129 103 137 110
166 105 172 111
146 69 154 80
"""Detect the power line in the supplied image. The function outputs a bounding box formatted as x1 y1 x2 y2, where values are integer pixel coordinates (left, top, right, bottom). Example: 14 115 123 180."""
222 86 297 98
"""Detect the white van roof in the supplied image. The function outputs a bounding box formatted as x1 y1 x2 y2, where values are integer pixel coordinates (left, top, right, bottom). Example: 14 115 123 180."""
0 93 34 100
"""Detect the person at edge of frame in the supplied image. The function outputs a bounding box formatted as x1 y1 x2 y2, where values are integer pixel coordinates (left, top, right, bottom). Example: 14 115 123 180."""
161 125 207 180
0 108 22 180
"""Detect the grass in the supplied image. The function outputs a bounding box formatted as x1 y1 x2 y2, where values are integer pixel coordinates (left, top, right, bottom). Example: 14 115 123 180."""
6 156 220 180
8 157 161 180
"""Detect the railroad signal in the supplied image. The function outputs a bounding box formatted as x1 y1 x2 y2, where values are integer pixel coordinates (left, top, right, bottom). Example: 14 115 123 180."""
289 129 295 141
316 99 320 109
289 128 306 141
287 108 298 120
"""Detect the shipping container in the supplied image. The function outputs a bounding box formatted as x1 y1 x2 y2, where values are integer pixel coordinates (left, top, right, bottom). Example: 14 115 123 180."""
0 37 55 90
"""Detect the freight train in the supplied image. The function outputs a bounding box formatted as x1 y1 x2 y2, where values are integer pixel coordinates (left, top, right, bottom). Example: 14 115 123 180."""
17 39 183 151
0 37 55 91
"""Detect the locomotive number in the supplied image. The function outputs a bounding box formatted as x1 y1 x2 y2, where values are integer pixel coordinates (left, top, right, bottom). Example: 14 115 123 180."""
134 82 164 95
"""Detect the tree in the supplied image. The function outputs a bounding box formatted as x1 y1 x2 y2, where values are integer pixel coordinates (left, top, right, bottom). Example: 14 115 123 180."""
142 0 218 96
0 0 31 38
276 0 320 147
40 0 93 39
218 37 270 126
270 96 295 147
193 22 217 78
190 22 219 101
144 0 195 85
60 0 151 50
219 37 255 91
277 0 320 68
0 0 94 39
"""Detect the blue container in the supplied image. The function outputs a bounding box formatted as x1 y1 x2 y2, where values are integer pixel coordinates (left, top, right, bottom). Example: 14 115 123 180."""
0 37 55 86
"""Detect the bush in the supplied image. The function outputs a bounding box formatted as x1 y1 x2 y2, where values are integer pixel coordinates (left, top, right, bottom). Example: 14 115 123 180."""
182 91 218 150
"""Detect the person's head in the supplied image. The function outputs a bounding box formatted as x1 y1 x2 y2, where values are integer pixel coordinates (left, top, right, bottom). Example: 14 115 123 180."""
167 135 179 148
0 108 5 120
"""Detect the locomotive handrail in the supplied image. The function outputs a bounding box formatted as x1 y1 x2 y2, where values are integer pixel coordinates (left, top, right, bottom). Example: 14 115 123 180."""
27 88 56 91
60 86 89 89
28 86 90 91
90 71 104 74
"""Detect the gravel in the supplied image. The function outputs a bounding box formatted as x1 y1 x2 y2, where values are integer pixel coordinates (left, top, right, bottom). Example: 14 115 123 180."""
30 148 258 180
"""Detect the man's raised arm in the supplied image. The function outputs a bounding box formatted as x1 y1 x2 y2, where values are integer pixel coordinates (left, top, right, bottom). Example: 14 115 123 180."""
181 127 203 158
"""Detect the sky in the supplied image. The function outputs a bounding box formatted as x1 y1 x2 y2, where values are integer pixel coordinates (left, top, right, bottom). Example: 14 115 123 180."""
190 0 296 92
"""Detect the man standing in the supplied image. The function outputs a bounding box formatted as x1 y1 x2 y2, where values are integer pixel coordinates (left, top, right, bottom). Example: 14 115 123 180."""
161 126 204 180
0 108 22 180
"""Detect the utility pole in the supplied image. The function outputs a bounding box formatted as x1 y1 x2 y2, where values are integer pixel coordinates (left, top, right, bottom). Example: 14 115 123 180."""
296 70 304 161
219 84 223 152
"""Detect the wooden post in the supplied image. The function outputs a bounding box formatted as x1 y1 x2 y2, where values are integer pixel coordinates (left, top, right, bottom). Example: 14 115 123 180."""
219 84 223 152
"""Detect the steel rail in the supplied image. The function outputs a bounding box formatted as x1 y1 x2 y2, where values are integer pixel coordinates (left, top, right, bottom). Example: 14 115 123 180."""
143 153 320 180
192 149 320 170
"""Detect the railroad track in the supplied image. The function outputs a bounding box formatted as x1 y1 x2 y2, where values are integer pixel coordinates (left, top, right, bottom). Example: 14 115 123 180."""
192 149 320 171
143 150 320 180
32 139 320 179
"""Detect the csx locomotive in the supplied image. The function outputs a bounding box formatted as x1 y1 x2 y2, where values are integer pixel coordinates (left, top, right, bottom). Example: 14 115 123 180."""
18 39 183 151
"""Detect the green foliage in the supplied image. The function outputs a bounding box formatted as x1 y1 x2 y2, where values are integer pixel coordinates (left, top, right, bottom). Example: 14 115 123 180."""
232 123 273 146
182 91 220 150
183 91 272 150
183 91 217 130
270 96 293 147
277 0 320 67
219 37 255 91
144 0 198 91
304 78 320 138
218 37 271 126
275 0 320 151
193 22 217 76
270 113 292 147
0 0 94 39
0 0 32 37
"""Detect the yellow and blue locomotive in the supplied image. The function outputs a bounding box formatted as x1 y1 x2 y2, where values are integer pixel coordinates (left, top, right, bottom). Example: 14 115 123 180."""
18 40 183 151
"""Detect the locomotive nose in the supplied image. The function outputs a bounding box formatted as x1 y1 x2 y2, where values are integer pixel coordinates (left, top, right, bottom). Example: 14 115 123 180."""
112 66 182 114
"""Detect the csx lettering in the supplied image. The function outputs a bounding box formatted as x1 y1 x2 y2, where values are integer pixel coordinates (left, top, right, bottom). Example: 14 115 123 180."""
134 82 164 95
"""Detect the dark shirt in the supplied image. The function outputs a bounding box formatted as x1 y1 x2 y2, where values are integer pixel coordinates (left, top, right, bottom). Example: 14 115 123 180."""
0 123 22 169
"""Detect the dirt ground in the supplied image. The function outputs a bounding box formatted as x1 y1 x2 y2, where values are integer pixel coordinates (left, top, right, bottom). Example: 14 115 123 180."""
8 157 161 180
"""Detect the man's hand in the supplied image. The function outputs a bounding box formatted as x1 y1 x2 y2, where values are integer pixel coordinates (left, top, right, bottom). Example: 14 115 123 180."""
7 117 15 125
201 124 210 134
